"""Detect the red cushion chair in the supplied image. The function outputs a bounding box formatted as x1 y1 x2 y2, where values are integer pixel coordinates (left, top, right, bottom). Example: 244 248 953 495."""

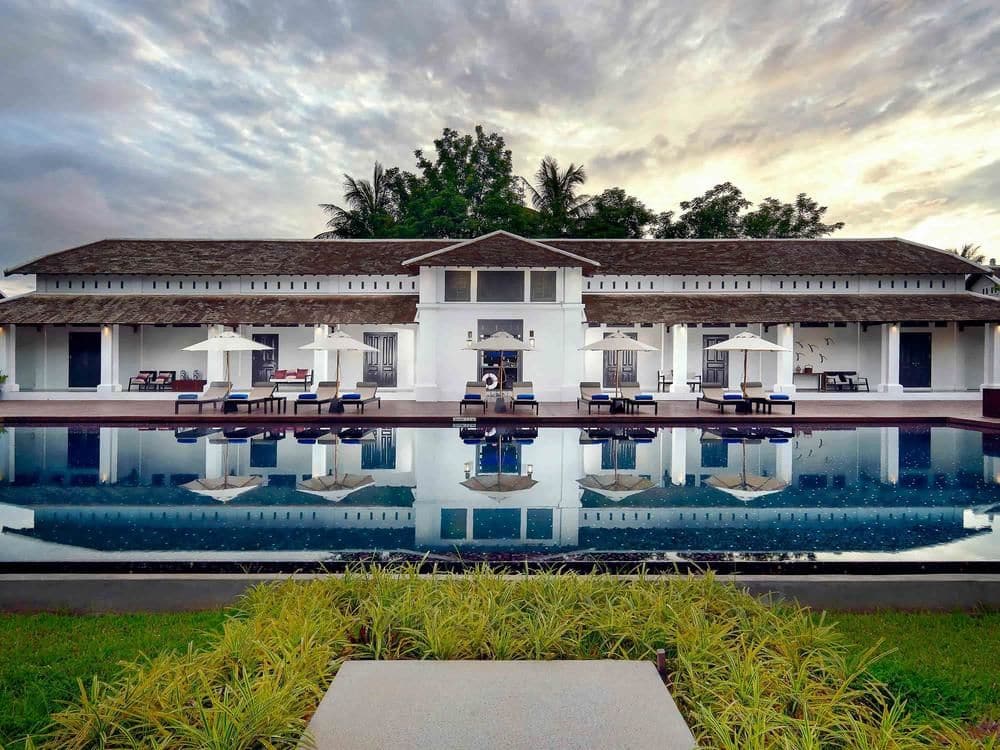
273 369 287 380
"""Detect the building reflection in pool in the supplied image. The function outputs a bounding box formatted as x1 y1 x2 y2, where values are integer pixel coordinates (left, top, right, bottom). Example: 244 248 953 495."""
0 423 998 564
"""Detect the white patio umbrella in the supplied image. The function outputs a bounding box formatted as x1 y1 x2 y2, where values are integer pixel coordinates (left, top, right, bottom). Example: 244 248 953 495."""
183 331 271 383
577 430 656 501
580 331 658 397
705 439 788 501
465 331 534 394
300 330 377 397
461 472 538 500
297 473 374 502
181 475 265 503
576 472 656 501
705 331 789 397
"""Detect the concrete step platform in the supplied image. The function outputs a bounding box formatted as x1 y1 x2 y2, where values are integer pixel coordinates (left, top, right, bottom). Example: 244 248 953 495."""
302 660 696 749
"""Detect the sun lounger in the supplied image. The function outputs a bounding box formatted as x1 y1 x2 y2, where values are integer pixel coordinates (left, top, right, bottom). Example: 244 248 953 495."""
577 381 611 413
742 381 796 414
696 387 748 412
342 381 381 413
224 384 276 413
510 381 539 414
174 381 231 413
293 381 340 414
460 381 488 414
620 382 658 415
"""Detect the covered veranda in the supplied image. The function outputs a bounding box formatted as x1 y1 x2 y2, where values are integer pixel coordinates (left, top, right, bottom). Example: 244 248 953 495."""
582 294 1000 397
0 295 418 398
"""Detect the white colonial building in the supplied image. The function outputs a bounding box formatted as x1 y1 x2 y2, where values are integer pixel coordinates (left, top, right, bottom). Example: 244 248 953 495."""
2 230 1000 400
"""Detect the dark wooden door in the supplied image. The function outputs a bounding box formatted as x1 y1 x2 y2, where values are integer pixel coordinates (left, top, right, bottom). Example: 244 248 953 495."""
602 332 637 388
363 333 397 387
68 332 101 388
899 332 931 387
252 334 279 384
702 334 729 387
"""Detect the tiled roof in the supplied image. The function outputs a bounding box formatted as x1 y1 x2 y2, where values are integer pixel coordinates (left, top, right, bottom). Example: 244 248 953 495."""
401 231 600 267
583 293 1000 324
548 238 981 275
7 234 981 277
7 239 449 276
0 295 418 325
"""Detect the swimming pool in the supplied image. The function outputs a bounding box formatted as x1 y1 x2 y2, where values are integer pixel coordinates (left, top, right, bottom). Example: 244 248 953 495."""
0 423 997 572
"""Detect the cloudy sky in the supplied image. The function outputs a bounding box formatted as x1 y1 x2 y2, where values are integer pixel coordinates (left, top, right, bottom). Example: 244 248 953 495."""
0 0 998 269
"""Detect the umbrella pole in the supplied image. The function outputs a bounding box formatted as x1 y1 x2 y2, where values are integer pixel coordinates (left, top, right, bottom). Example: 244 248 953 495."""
335 351 341 397
742 349 748 397
225 350 231 384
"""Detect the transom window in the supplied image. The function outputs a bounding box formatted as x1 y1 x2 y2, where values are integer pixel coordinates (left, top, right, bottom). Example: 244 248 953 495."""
477 271 524 302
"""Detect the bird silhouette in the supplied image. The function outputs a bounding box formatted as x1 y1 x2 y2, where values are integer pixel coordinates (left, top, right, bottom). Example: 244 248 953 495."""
819 353 827 362
824 337 835 346
807 344 817 352
795 341 804 349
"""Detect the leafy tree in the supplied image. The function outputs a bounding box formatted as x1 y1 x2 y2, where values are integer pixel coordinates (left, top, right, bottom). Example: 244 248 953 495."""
653 182 844 239
576 187 655 238
948 243 986 264
316 162 400 238
742 193 845 238
397 126 534 238
525 156 590 236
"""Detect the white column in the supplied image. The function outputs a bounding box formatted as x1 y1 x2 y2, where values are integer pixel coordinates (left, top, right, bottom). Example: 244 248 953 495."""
413 308 439 401
312 324 330 384
669 427 688 485
878 323 903 393
775 439 793 484
0 426 13 483
879 426 899 485
236 324 253 387
99 427 119 484
774 323 796 394
205 324 226 383
668 324 689 394
0 324 17 392
311 442 328 477
206 440 225 479
983 323 1000 388
97 324 122 392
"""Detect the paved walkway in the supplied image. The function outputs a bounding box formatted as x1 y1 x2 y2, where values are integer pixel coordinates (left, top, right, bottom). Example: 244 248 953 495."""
302 660 696 750
0 396 996 428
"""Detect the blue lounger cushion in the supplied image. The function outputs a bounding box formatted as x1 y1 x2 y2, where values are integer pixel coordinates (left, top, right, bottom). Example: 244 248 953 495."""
177 393 199 400
297 438 317 444
769 393 791 400
463 393 481 400
228 393 249 400
463 439 483 445
634 394 653 400
591 393 610 400
516 393 535 400
341 438 361 444
297 392 318 400
515 438 534 445
176 437 198 443
632 438 653 443
722 393 743 400
770 438 790 444
227 438 248 444
341 393 361 400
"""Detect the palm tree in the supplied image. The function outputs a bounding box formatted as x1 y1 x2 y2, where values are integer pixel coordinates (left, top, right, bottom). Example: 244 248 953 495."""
524 156 590 236
949 243 987 264
317 162 396 238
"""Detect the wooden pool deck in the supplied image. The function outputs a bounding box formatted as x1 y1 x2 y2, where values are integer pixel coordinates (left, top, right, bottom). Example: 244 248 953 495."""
0 396 997 429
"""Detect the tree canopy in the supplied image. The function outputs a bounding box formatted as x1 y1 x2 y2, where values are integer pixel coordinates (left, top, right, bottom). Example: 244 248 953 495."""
318 128 845 240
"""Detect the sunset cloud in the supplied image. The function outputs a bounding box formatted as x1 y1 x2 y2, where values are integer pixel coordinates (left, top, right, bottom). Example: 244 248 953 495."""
0 0 997 266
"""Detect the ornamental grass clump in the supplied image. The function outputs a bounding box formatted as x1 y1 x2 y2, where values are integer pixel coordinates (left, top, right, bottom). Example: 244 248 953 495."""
28 567 990 749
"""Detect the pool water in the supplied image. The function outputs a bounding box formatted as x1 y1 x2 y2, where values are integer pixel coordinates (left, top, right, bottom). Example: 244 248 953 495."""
0 424 998 571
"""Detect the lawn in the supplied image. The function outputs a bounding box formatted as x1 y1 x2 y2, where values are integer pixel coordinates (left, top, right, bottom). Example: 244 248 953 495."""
0 610 226 747
0 573 996 748
831 611 1000 725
